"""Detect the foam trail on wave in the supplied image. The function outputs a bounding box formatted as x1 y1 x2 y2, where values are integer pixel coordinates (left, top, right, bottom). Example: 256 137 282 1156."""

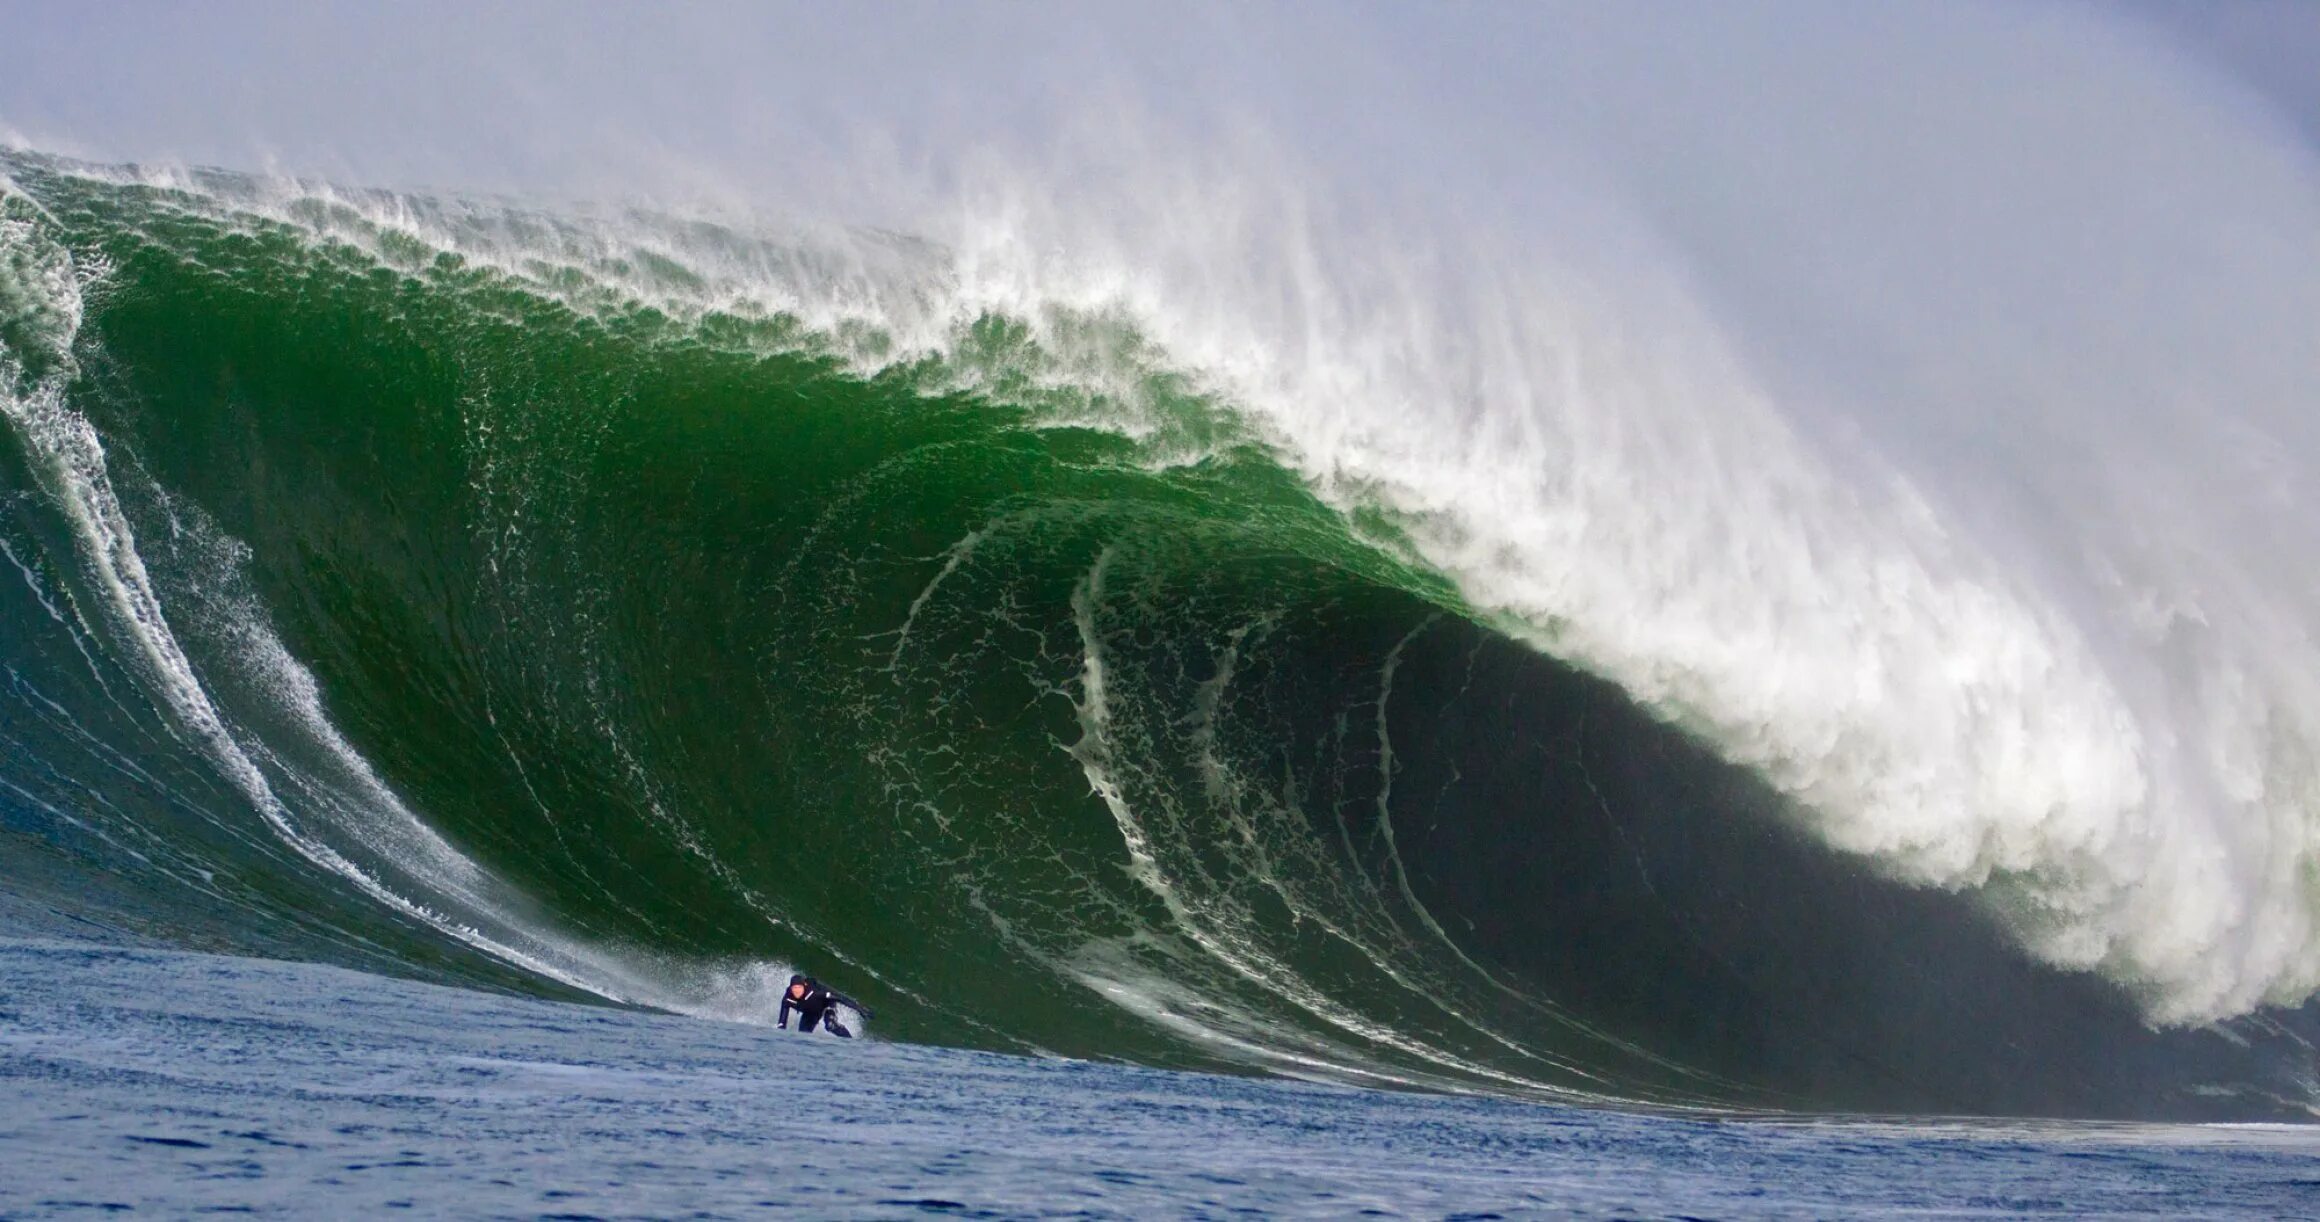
0 196 810 1026
1060 551 1642 1096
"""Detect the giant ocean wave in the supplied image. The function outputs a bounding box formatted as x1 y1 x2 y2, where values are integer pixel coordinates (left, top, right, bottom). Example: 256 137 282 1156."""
6 6 2320 1122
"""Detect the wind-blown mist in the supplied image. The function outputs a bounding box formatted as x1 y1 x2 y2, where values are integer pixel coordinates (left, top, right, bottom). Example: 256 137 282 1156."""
4 0 2320 1118
848 2 2320 1025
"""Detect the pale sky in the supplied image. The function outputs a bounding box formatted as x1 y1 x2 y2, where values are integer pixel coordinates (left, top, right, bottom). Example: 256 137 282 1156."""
1 2 2314 199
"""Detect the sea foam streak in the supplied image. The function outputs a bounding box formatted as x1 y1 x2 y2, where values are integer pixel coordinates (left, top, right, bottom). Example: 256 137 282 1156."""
0 192 827 1028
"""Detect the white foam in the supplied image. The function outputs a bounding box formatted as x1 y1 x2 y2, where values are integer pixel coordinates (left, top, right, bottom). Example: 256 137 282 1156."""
888 15 2320 1026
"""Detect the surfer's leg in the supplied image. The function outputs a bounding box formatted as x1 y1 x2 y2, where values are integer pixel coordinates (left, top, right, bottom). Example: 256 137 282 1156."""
825 1016 853 1038
799 1009 822 1034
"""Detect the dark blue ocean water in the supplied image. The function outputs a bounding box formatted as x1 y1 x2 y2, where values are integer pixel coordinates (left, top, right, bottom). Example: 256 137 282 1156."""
2 938 2314 1219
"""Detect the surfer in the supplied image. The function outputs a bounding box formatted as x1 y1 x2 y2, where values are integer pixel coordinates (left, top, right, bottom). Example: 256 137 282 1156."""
778 973 871 1037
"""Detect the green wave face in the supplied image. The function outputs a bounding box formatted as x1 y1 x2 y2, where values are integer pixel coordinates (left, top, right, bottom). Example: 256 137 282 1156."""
5 158 2318 1119
0 161 1573 1086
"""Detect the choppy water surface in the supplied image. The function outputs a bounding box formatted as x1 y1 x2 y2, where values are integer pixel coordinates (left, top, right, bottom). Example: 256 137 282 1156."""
5 939 2316 1218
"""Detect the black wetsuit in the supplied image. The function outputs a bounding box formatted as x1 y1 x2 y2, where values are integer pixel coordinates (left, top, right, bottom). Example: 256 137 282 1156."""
778 977 862 1037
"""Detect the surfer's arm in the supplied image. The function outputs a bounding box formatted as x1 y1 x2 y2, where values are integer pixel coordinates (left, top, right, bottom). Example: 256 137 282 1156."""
833 992 872 1018
777 997 794 1028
